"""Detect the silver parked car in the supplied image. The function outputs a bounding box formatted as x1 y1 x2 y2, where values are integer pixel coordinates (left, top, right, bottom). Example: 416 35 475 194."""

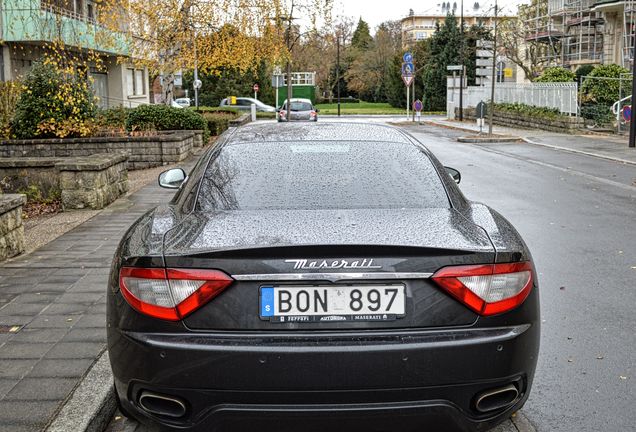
278 98 319 122
219 97 276 112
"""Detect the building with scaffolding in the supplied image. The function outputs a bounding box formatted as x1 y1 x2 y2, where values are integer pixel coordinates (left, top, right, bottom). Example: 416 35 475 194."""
524 0 635 70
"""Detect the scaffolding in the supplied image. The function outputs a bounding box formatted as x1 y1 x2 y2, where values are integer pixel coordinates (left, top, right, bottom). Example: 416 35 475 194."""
524 0 604 67
623 0 636 68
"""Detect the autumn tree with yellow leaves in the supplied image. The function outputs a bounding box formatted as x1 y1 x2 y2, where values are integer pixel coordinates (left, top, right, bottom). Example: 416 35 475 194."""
120 0 332 104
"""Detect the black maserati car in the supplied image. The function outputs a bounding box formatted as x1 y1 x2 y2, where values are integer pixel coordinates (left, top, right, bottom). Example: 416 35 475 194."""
107 122 539 432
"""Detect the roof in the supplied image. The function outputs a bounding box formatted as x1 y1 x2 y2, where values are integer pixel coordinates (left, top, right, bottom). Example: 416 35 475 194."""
227 122 413 144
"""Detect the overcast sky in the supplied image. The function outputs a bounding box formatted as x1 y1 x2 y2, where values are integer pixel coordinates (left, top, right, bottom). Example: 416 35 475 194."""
334 0 529 32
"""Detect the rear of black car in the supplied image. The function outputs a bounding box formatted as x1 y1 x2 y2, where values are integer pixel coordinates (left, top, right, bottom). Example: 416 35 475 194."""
107 125 539 432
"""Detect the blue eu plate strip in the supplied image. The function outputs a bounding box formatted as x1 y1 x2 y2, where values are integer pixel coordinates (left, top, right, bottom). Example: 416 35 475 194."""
261 287 274 317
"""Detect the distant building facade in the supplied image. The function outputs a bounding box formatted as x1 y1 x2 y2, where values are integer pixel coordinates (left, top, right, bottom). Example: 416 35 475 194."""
400 6 506 49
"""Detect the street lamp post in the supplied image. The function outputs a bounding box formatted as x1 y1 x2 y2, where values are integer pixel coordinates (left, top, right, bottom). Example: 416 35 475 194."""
337 34 341 117
629 26 636 148
488 0 498 136
459 0 464 122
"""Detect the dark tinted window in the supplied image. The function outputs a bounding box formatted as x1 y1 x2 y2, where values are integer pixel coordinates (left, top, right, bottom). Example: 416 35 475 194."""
196 141 449 211
289 101 313 111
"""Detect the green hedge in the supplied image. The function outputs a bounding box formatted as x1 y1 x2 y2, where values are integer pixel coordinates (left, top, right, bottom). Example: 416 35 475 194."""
194 106 240 115
202 112 238 136
125 104 207 133
495 102 562 119
315 97 361 104
580 103 614 125
96 106 130 130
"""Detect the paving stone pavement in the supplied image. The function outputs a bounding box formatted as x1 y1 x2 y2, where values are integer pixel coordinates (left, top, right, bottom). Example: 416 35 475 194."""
0 170 179 431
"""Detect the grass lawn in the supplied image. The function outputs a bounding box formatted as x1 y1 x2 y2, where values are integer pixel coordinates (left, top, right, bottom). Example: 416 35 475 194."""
316 102 405 115
315 101 445 116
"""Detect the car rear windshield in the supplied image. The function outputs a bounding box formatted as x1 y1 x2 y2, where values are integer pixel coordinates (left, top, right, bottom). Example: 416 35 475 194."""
289 102 313 111
196 140 449 211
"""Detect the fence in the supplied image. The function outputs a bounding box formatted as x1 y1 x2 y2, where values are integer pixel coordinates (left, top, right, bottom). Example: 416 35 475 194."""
447 82 579 116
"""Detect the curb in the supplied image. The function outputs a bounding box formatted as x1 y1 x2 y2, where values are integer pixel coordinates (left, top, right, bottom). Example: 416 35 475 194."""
46 350 116 432
521 137 636 166
458 136 521 143
511 410 537 432
422 120 636 166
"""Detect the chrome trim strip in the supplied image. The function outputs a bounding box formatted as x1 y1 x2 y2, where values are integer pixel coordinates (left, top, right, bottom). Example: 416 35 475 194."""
232 272 433 282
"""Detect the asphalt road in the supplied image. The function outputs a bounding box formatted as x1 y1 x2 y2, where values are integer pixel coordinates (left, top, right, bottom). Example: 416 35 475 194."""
106 121 636 432
402 123 636 431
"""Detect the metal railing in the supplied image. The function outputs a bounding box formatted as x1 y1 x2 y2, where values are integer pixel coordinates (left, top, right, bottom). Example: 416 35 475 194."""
449 82 579 115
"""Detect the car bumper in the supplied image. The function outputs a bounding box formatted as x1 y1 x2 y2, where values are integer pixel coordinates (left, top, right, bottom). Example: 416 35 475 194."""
109 324 539 432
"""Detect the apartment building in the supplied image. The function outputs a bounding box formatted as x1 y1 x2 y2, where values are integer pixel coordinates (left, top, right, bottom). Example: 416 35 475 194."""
0 0 149 107
401 6 505 48
525 0 636 69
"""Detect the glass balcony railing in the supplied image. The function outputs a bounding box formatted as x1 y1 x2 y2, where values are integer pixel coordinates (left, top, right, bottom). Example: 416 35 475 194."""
1 0 128 55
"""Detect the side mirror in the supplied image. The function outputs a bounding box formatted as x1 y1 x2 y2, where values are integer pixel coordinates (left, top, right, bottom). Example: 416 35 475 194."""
158 168 186 189
445 167 461 184
315 108 320 113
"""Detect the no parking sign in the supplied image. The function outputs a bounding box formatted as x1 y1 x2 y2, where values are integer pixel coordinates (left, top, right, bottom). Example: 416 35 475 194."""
622 105 632 122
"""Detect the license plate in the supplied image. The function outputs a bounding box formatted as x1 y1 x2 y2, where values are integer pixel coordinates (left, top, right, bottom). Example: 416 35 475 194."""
259 285 405 323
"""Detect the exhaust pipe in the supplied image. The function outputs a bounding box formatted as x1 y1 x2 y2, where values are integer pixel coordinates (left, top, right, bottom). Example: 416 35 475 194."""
138 391 187 418
474 384 520 413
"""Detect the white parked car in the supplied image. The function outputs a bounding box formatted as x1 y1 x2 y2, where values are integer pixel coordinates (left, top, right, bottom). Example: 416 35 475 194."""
174 98 191 108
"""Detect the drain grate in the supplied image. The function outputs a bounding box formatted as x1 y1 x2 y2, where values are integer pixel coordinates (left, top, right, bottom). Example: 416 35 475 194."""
0 325 22 333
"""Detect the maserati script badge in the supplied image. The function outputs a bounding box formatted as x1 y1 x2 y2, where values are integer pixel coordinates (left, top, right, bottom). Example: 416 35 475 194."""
284 259 382 270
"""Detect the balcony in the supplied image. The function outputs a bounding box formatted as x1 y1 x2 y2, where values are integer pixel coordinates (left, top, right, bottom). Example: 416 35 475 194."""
1 0 128 55
591 0 627 12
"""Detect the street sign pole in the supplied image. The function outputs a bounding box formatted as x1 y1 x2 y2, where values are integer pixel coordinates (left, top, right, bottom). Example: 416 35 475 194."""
406 84 410 121
402 52 414 121
412 79 415 122
629 25 636 147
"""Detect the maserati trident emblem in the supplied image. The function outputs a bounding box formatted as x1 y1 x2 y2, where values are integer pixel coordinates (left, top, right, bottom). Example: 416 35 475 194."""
284 258 382 270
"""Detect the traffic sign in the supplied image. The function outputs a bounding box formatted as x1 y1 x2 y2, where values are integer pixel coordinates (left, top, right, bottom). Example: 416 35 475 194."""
447 65 463 71
253 83 259 92
193 79 202 89
623 105 632 122
413 99 423 112
402 75 414 86
401 62 414 77
403 52 413 63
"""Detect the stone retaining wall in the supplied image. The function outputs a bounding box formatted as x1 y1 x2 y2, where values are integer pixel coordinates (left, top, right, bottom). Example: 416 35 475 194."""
0 131 199 170
0 194 26 261
229 113 251 127
0 158 61 198
57 153 129 210
457 108 584 133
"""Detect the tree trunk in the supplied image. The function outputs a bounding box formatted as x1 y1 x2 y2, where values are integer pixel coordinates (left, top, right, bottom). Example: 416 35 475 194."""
162 73 175 105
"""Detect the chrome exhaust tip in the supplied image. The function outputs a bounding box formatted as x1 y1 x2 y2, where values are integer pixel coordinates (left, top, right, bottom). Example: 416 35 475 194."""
474 384 520 413
138 391 187 418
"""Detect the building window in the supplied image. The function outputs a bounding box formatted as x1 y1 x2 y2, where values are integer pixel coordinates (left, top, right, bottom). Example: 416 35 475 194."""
87 1 95 22
416 32 426 40
127 68 146 97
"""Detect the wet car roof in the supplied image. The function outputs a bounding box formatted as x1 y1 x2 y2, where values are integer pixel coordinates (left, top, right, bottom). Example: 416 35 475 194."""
227 122 413 144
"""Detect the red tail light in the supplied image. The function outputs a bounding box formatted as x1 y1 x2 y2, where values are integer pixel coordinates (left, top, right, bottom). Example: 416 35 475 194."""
432 262 534 316
118 267 234 321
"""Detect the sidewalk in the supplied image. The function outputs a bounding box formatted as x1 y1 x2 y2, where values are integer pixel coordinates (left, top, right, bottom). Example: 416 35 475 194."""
0 171 178 431
421 116 636 165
